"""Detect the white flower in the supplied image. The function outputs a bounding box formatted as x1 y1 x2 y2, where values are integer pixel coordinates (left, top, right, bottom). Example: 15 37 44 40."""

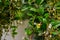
34 22 36 25
20 21 23 24
44 31 45 33
48 24 52 29
53 8 55 11
49 35 52 38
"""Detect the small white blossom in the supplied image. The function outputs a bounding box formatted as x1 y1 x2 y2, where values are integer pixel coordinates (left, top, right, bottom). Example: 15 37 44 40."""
53 8 55 11
48 24 52 29
49 35 52 38
20 21 23 24
44 31 45 33
34 22 36 25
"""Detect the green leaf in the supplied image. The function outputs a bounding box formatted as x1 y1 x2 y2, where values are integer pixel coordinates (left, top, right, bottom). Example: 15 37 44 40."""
36 0 44 4
4 0 10 6
40 23 47 31
55 2 60 10
15 13 20 20
12 32 17 35
37 16 43 22
11 26 17 28
21 7 29 11
42 18 47 23
27 13 33 16
25 28 32 35
52 32 58 35
30 7 37 12
0 0 1 2
55 2 60 7
56 7 60 9
12 32 17 37
44 13 49 18
24 37 28 40
14 10 23 20
28 0 32 4
54 24 60 29
37 6 44 15
51 20 60 26
37 16 47 23
51 20 60 29
12 28 17 32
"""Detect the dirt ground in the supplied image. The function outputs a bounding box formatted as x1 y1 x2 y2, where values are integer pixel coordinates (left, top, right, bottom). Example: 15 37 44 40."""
1 20 28 40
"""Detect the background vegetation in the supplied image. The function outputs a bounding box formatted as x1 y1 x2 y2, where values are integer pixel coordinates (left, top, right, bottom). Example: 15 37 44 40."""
0 0 60 40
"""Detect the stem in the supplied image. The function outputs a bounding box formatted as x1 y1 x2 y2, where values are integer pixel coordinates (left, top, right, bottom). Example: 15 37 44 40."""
29 34 33 40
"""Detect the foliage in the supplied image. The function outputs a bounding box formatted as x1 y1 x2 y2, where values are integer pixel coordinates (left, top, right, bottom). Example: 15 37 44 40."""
0 0 60 40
